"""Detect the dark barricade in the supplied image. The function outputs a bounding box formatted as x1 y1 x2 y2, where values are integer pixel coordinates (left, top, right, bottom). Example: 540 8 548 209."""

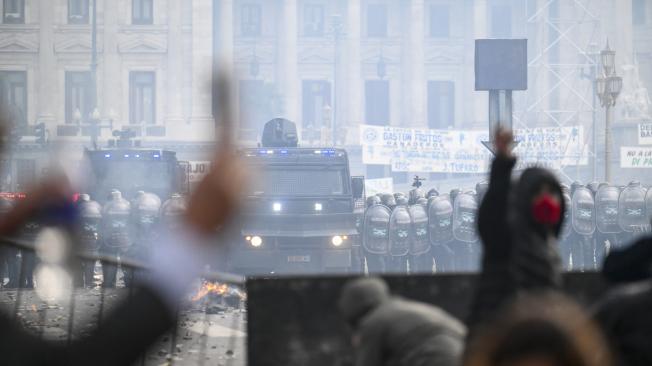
247 273 608 366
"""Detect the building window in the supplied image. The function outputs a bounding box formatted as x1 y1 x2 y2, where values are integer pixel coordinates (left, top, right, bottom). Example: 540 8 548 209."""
302 80 331 129
132 0 153 25
241 4 262 37
3 0 24 24
365 80 390 126
391 171 407 185
430 4 450 38
65 71 92 124
0 71 27 131
427 81 455 129
490 5 511 38
68 0 90 24
367 4 388 37
130 72 156 124
633 0 646 25
15 159 35 192
303 4 324 37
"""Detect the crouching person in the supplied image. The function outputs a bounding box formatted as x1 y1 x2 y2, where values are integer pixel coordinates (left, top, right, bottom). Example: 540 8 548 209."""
338 277 466 366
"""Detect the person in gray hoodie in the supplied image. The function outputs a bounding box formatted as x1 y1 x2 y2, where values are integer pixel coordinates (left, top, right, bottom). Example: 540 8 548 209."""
338 277 466 366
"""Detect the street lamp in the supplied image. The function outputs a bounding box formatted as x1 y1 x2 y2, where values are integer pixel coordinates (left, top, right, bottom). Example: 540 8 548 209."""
595 41 622 183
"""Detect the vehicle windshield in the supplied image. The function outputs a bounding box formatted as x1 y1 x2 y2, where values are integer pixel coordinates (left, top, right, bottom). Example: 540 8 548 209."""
250 167 348 196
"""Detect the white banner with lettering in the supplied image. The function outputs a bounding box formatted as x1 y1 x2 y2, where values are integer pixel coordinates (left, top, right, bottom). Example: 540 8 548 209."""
187 161 212 183
360 125 588 173
620 147 652 168
638 123 652 145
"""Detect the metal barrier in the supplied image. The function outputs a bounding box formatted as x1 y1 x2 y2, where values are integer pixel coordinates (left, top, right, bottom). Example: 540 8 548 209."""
0 235 246 366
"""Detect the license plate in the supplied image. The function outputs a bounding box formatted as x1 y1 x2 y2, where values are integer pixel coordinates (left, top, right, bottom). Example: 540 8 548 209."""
287 255 311 263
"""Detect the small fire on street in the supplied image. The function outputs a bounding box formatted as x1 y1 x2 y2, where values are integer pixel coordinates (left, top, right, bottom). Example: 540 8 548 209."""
191 281 247 302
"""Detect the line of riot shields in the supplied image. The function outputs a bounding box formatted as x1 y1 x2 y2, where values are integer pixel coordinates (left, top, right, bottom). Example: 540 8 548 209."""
0 189 187 288
360 180 652 274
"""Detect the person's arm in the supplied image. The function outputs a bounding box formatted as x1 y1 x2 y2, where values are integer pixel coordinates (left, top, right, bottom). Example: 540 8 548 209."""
603 236 652 283
355 318 385 366
477 130 516 263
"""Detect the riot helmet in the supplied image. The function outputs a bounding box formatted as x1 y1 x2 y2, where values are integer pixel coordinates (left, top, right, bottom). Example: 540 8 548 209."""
381 193 396 209
426 188 439 199
366 195 381 208
395 196 409 206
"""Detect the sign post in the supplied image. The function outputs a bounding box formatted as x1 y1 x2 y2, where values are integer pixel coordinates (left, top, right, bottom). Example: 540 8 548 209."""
475 39 528 154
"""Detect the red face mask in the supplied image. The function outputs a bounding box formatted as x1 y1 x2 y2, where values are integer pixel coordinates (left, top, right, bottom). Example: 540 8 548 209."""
531 194 562 226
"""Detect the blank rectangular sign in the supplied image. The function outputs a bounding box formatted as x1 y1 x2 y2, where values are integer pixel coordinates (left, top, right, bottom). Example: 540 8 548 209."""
475 39 528 91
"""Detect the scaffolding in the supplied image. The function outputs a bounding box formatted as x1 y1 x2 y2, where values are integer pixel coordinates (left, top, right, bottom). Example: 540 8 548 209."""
516 0 604 182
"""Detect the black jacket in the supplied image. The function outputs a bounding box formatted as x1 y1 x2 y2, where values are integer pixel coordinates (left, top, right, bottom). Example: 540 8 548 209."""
0 286 174 366
355 297 466 366
467 156 564 333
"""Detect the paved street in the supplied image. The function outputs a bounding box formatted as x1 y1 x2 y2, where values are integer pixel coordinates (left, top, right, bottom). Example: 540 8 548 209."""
0 289 247 366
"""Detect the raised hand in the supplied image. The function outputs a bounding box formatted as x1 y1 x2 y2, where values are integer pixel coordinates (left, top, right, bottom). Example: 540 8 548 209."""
494 127 515 159
184 74 247 236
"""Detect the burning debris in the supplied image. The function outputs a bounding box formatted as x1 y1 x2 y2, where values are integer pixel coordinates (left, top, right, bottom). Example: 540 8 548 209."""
191 281 247 309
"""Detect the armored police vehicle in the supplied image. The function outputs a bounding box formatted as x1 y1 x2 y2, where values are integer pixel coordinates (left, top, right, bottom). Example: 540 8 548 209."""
231 118 364 275
83 148 188 203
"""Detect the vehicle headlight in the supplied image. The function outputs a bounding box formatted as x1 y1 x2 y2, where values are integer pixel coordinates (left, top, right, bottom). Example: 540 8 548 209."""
331 235 344 247
314 203 323 212
250 236 263 247
273 203 282 212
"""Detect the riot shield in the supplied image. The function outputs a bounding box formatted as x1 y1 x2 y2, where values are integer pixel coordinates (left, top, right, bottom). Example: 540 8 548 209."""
408 204 429 256
618 184 647 232
596 186 621 234
647 188 652 224
362 204 391 255
388 206 411 257
78 198 103 252
452 193 478 243
428 196 453 245
559 192 572 240
102 191 132 249
571 186 595 236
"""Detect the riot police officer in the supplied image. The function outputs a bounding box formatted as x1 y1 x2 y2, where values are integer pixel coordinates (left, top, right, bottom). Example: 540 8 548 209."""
160 194 188 231
387 200 410 274
76 194 102 288
362 196 390 273
426 188 439 199
558 189 573 270
428 195 455 272
408 203 431 273
618 181 647 242
100 190 132 288
570 185 596 271
452 192 479 271
125 191 161 286
595 184 622 265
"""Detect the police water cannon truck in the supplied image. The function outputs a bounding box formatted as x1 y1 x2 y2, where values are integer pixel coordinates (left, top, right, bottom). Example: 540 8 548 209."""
231 118 365 275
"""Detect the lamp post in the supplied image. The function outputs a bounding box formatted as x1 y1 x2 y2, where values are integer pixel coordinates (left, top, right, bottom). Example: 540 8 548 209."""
595 41 623 183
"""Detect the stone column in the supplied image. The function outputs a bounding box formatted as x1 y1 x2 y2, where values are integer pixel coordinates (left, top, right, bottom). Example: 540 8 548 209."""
276 0 299 122
165 0 184 125
37 0 55 124
102 0 120 123
214 0 234 68
402 0 425 128
346 0 362 143
190 0 215 136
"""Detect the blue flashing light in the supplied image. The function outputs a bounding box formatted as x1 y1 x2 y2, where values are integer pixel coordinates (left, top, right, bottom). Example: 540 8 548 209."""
104 153 111 158
135 154 141 158
280 150 288 154
124 154 130 158
153 154 160 158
